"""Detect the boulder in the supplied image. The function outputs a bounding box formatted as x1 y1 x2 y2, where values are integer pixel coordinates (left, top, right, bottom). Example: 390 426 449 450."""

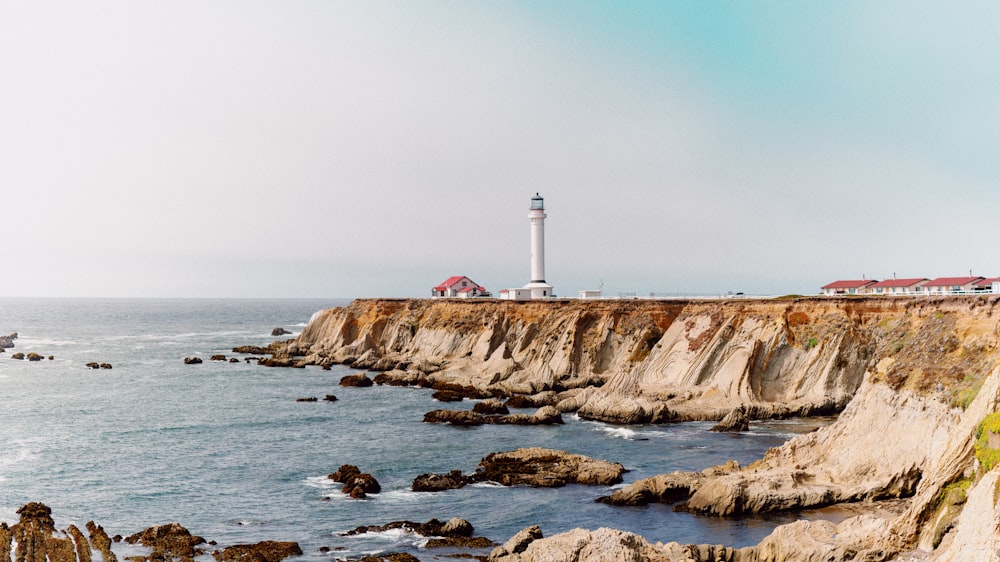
489 525 543 559
210 355 227 362
596 471 702 506
339 373 373 387
328 464 361 483
26 352 43 361
478 448 625 487
11 352 25 360
232 345 271 355
229 358 239 363
488 527 670 562
0 332 16 348
710 405 750 432
473 399 510 415
431 390 465 402
124 522 207 560
86 362 100 369
411 470 476 492
372 369 426 387
295 397 318 402
323 394 338 402
184 357 203 365
423 409 485 426
341 518 491 549
100 363 112 369
341 473 381 496
212 541 302 562
271 327 291 336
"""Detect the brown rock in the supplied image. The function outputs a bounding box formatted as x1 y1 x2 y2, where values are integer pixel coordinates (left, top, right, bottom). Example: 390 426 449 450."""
211 541 302 562
328 464 361 483
411 470 475 492
124 522 206 560
478 448 625 488
341 473 381 495
423 409 484 426
210 355 227 362
184 357 203 365
339 373 373 387
710 405 750 432
473 399 510 415
271 327 291 336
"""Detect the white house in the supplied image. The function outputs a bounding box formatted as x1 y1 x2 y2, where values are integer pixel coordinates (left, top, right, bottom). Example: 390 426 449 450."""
922 276 985 295
867 278 929 295
820 279 877 296
431 276 490 298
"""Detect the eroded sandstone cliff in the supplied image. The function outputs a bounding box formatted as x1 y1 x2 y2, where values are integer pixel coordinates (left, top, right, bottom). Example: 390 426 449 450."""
276 295 1000 561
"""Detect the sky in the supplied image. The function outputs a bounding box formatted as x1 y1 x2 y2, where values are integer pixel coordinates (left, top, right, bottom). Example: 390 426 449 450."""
2 1 999 298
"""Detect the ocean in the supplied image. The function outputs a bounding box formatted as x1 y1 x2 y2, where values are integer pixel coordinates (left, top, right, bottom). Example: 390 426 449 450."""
0 298 831 560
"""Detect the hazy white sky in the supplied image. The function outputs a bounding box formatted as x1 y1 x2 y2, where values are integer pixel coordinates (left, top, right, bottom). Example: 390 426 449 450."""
2 1 999 298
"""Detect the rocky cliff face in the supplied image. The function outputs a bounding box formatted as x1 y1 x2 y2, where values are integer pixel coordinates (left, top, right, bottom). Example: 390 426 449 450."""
279 295 1000 561
282 297 998 421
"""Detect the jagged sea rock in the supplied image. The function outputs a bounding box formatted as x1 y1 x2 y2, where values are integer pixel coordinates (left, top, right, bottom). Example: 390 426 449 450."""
211 541 302 562
423 409 484 426
372 369 425 387
271 327 291 336
489 527 673 562
411 470 477 492
11 353 24 360
473 399 510 415
596 471 703 506
338 373 373 387
478 447 624 487
710 405 750 432
486 406 564 425
124 522 206 560
183 357 202 365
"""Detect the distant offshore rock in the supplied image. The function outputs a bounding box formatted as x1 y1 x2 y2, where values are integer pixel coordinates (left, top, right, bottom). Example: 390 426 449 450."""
184 356 203 365
0 332 16 348
271 327 291 336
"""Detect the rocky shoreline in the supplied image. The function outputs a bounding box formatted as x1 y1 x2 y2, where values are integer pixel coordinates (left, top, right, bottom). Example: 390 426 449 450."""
253 296 1000 561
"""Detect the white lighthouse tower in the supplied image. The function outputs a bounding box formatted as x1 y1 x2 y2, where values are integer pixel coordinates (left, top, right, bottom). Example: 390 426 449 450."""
523 193 554 298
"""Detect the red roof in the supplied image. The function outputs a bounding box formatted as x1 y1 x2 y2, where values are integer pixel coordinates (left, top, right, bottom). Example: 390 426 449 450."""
924 276 984 287
433 276 469 291
457 286 478 293
975 277 1000 287
868 278 928 288
822 280 877 289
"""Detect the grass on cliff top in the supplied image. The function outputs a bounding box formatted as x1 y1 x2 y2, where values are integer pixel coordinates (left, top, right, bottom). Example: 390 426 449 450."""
975 413 1000 472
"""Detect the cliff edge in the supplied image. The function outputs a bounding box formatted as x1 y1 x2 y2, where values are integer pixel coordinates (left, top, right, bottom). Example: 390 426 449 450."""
275 295 1000 561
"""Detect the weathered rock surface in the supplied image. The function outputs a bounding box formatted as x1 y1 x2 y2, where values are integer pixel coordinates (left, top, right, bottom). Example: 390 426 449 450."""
710 405 750 432
0 332 16 348
271 296 1000 561
473 398 510 415
423 406 563 426
412 448 624 491
211 541 302 562
339 373 373 387
183 356 202 365
271 327 291 336
328 464 381 498
124 522 207 561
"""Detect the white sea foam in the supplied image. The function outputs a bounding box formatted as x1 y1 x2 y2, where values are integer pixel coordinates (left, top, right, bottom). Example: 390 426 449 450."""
376 489 423 503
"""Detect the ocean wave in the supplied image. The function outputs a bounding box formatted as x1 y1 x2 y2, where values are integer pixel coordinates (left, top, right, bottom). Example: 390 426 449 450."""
339 527 430 548
375 489 424 503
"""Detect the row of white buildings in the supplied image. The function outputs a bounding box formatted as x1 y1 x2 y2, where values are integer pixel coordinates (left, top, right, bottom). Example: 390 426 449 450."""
821 276 1000 296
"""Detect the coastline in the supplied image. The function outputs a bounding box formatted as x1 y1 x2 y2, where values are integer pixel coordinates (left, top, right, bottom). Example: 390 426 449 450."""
268 295 1000 561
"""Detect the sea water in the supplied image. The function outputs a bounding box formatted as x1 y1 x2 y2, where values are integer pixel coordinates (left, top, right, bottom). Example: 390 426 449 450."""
0 298 831 560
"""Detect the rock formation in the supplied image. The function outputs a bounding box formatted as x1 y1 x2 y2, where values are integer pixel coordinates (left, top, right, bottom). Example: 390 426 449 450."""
0 332 16 348
0 503 299 562
328 464 381 498
412 448 625 491
341 517 494 549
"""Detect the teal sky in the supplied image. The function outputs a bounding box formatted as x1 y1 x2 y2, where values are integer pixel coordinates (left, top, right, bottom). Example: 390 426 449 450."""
2 1 999 297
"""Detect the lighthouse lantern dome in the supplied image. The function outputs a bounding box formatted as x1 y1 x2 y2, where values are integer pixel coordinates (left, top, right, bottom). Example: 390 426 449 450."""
530 193 544 210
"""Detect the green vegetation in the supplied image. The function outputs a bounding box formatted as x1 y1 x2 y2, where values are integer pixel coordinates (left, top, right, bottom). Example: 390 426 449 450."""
951 374 983 410
975 413 1000 472
890 340 905 355
938 477 972 506
805 337 819 350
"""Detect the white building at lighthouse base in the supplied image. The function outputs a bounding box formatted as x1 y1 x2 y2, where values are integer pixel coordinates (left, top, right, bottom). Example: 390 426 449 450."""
498 282 554 301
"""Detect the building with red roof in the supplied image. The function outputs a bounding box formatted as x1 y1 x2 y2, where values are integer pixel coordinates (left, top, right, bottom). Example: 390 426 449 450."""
431 276 491 298
867 278 929 295
820 279 877 296
922 276 985 295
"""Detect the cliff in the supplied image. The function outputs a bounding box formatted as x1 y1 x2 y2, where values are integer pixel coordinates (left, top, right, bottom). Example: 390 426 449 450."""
278 295 1000 561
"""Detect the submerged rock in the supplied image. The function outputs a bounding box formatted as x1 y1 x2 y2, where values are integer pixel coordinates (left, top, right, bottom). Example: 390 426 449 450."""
124 522 207 560
183 357 203 365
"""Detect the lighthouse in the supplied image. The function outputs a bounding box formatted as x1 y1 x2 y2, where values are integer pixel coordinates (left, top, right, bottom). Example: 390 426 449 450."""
523 193 554 298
